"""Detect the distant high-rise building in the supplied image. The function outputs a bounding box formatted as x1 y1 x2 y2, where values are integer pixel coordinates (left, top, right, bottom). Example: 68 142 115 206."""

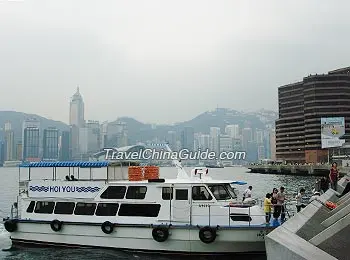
69 87 85 127
16 142 22 161
255 129 264 145
219 135 233 152
42 127 59 160
106 121 128 148
79 121 100 158
23 127 40 161
181 127 194 151
0 141 4 165
242 128 253 150
69 87 85 160
167 131 177 150
210 127 220 154
60 131 71 161
225 125 240 139
4 121 11 131
270 129 276 161
100 121 108 148
5 130 15 161
196 133 210 151
258 145 265 160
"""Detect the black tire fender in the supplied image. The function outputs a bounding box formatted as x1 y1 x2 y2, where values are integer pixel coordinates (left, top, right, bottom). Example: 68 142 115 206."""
50 219 62 232
101 221 114 234
199 226 216 244
4 220 17 233
152 226 169 242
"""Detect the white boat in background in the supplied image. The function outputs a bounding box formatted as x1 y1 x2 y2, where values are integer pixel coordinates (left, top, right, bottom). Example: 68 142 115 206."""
3 144 276 255
2 160 21 167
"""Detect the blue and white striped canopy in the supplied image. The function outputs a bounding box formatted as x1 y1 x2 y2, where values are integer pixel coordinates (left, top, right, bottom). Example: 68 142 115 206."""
19 161 109 168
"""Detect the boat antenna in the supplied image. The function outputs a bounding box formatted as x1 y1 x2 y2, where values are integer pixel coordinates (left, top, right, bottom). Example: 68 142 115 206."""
164 143 190 179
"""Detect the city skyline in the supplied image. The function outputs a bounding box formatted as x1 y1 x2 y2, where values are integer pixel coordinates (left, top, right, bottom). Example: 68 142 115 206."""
0 86 276 164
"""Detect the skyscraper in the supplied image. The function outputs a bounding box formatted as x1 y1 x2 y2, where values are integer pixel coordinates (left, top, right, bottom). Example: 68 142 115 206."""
60 131 71 161
22 119 40 161
69 87 85 159
43 127 59 160
69 87 85 127
23 127 40 161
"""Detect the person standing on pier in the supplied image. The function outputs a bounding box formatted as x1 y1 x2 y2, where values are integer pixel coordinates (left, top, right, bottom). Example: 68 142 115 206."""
295 188 306 212
274 187 286 221
264 193 272 224
329 162 339 191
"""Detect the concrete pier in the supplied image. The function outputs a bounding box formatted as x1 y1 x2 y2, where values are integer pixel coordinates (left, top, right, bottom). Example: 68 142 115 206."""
248 164 349 176
265 175 350 260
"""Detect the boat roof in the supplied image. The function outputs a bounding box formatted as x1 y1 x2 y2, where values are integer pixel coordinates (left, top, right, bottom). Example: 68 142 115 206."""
108 179 246 185
19 161 110 168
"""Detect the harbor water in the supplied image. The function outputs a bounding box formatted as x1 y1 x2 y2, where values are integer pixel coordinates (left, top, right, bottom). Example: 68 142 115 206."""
0 166 318 260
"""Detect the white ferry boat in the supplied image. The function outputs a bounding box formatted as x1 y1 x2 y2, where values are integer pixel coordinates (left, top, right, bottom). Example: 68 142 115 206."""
3 147 277 255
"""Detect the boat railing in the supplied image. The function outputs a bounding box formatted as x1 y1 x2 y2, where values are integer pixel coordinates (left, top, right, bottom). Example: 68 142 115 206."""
187 201 291 227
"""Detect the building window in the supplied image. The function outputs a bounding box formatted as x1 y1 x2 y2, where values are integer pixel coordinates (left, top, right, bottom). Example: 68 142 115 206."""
54 202 75 214
26 201 35 213
34 201 55 214
162 187 173 200
118 204 161 217
126 186 147 199
95 203 119 216
74 203 96 215
175 189 188 200
192 186 213 200
100 186 126 199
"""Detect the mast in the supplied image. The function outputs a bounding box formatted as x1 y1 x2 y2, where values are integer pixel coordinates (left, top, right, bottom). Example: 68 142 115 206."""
164 143 190 179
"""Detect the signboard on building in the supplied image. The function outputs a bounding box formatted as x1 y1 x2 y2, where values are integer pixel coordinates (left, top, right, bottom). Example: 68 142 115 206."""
321 117 346 148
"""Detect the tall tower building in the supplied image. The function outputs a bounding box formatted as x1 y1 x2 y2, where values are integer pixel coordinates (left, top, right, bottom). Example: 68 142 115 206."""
69 87 85 160
69 87 85 127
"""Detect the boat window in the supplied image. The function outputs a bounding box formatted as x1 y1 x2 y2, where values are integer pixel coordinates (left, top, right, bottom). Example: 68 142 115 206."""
126 186 147 199
100 186 126 199
95 203 119 216
54 202 75 214
162 187 173 200
34 201 55 214
224 184 237 199
230 213 252 222
118 204 161 217
175 189 188 200
208 185 231 200
26 201 35 213
192 186 213 201
74 202 96 215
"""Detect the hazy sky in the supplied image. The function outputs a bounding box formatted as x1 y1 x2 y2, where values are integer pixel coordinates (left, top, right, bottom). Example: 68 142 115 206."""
1 1 350 125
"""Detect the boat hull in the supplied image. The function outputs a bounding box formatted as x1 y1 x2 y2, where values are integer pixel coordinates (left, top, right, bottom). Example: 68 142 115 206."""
9 222 271 254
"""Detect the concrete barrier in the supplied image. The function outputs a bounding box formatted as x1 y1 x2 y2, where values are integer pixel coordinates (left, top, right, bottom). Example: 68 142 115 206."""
265 176 350 260
310 212 350 260
265 226 337 260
